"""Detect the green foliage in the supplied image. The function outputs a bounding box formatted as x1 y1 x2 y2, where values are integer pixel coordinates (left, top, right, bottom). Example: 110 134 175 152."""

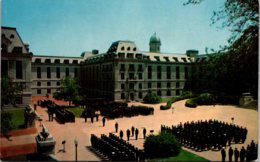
1 112 13 136
196 93 215 105
66 107 84 118
160 91 194 110
184 0 258 99
144 132 181 158
143 93 161 103
152 149 209 161
53 76 80 106
185 93 216 107
1 76 23 107
185 98 198 108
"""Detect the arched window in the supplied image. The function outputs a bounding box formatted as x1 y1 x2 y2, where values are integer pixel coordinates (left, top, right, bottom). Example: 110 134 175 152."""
1 43 7 52
121 46 125 51
10 34 15 39
133 47 136 51
127 47 131 51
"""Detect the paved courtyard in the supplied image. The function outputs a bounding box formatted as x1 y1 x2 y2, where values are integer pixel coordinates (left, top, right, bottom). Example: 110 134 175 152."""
33 97 258 161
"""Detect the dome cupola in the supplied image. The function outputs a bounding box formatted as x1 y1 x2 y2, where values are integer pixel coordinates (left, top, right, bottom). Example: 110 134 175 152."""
149 32 161 53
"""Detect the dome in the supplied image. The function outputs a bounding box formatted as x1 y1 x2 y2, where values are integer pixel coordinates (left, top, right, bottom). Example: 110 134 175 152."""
149 32 161 44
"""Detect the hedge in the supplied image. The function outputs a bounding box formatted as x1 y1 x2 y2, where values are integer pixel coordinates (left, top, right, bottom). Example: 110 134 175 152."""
185 98 197 108
143 93 162 104
144 132 181 158
160 91 194 110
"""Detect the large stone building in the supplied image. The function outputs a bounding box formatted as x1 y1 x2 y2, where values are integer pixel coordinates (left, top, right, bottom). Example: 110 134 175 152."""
1 27 202 105
81 33 199 101
1 27 32 105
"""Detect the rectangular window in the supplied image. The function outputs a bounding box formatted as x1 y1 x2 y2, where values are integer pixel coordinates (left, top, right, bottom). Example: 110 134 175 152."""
129 83 134 90
37 89 41 94
57 82 60 86
47 82 51 86
121 93 125 99
2 60 8 76
176 82 180 88
167 82 171 88
176 66 180 79
120 64 125 71
37 82 41 86
157 82 161 88
157 66 161 79
47 89 51 94
66 68 69 77
176 90 180 96
167 66 171 79
148 73 152 79
74 68 78 78
47 67 51 78
121 73 125 80
167 90 171 96
129 64 135 71
139 83 142 89
121 84 125 90
138 64 143 71
138 92 143 99
138 73 142 79
37 67 41 78
148 82 152 88
16 61 22 79
148 66 152 72
185 66 188 79
56 67 60 78
129 73 134 80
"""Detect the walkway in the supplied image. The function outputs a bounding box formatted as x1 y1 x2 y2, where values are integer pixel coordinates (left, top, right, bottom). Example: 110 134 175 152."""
32 97 258 161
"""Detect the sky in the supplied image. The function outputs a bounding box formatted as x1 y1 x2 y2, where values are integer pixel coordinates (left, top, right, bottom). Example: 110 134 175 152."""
2 0 231 56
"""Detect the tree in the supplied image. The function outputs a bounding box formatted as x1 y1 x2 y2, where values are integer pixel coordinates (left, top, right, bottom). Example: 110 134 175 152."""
1 112 13 137
184 0 258 98
144 132 181 158
53 76 80 106
1 76 23 108
143 92 161 103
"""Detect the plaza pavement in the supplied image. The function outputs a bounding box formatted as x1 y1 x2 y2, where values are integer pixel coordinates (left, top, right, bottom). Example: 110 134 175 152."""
33 97 258 161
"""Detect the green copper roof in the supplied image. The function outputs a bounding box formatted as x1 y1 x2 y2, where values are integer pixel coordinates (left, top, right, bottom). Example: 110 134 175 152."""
149 32 161 44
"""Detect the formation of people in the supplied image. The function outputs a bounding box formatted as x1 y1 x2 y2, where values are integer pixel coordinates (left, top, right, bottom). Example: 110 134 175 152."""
90 133 145 161
115 122 147 141
221 140 258 162
161 119 248 151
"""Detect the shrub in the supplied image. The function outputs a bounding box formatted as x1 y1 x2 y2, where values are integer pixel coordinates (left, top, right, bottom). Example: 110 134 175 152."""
196 93 215 105
143 93 161 103
160 91 194 110
1 112 13 136
185 98 197 108
144 132 181 158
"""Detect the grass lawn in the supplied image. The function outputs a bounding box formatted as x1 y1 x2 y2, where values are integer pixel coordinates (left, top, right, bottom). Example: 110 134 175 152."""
151 149 209 161
161 97 174 103
2 109 25 130
66 107 84 118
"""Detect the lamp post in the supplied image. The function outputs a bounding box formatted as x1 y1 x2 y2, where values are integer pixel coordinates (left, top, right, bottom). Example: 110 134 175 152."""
74 138 78 162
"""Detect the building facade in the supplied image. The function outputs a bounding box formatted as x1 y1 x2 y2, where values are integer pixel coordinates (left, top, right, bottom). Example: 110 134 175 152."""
80 34 198 102
2 26 202 104
1 27 32 105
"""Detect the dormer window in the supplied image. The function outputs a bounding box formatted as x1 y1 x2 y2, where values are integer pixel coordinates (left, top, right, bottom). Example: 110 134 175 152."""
64 59 70 64
127 47 131 51
2 34 5 38
45 59 51 63
10 34 14 39
173 57 179 62
164 57 169 62
121 46 125 51
154 56 160 61
181 57 187 62
35 58 41 63
73 60 78 64
54 59 60 64
133 47 136 51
